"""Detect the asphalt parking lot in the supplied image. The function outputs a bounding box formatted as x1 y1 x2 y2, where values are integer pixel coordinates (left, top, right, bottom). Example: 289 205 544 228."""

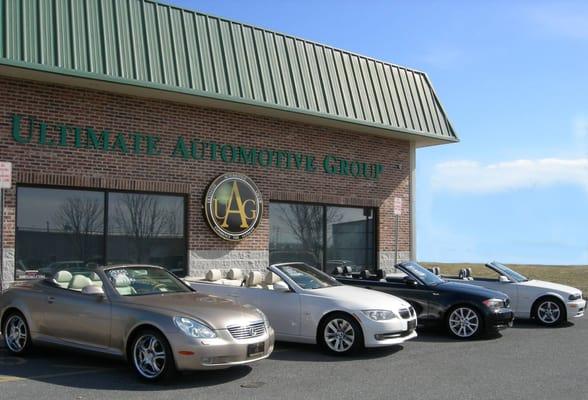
0 318 586 400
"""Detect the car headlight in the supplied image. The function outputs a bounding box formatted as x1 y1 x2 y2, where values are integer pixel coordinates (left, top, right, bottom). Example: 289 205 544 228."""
483 298 505 311
361 310 398 321
569 293 582 301
173 316 217 338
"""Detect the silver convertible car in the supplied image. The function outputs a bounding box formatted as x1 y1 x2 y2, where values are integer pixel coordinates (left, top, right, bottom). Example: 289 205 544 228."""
0 265 275 381
190 263 418 355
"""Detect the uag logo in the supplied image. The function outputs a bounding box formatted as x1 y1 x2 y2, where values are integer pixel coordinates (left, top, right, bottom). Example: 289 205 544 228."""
204 173 263 241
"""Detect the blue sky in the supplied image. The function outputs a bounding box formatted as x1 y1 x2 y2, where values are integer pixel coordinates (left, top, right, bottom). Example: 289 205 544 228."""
168 0 588 265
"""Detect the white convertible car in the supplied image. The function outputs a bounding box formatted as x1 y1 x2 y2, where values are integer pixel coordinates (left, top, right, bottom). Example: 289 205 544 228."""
190 263 417 355
445 262 585 326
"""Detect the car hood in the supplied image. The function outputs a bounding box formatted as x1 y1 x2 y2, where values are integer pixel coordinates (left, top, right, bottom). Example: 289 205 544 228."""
119 292 263 329
307 285 412 310
438 281 509 300
519 279 581 296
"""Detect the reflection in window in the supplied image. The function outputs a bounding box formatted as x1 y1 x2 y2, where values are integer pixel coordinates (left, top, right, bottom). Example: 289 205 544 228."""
269 203 324 268
269 202 376 273
327 207 374 274
15 187 187 280
16 187 104 278
107 193 185 276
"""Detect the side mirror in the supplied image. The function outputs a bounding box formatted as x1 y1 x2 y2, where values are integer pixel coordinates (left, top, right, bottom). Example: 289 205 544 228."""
82 285 106 299
273 281 290 292
402 276 418 286
499 275 510 283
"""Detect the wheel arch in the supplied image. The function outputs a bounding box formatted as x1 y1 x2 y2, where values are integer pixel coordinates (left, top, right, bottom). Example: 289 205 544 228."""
444 302 486 331
531 294 567 321
315 310 364 344
124 322 170 362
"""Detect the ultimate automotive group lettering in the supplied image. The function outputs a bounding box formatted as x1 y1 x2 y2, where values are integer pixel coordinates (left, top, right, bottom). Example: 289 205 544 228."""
9 114 386 180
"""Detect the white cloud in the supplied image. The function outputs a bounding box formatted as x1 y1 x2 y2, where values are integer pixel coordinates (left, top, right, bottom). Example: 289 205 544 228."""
431 158 588 194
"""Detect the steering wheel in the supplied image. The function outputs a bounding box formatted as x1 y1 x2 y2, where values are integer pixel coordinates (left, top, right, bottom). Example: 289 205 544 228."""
153 283 167 291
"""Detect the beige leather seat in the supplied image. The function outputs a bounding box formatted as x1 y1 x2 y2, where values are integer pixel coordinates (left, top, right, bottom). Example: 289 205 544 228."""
68 275 92 291
205 269 222 282
89 272 103 287
114 275 136 296
263 271 282 290
246 271 263 288
54 270 72 288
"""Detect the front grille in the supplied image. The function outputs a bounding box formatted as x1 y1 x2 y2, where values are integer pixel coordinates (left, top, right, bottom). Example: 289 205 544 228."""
227 321 266 340
399 308 415 319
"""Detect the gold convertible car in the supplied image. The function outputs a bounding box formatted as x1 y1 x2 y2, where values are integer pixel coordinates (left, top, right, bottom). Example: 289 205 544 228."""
0 265 275 381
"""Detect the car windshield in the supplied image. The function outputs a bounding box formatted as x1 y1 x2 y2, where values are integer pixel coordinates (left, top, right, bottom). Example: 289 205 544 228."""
400 262 445 286
105 267 191 296
275 264 342 290
489 262 528 283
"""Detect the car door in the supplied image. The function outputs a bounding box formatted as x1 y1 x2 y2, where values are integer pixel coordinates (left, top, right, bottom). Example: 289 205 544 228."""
42 284 111 349
239 287 302 337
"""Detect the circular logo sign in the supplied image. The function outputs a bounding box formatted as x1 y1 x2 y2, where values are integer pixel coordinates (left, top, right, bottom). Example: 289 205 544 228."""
204 173 263 241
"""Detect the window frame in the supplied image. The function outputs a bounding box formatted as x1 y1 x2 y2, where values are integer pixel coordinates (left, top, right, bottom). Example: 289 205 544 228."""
15 184 189 280
268 200 379 273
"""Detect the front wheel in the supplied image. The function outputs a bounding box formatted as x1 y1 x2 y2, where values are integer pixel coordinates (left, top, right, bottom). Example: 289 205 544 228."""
130 330 176 382
447 306 482 339
318 313 363 355
2 312 32 355
534 298 565 326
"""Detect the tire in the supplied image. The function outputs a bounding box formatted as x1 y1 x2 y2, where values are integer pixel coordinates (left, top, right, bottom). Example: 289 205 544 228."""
130 329 176 382
318 313 363 355
533 297 566 326
446 305 483 339
2 311 32 355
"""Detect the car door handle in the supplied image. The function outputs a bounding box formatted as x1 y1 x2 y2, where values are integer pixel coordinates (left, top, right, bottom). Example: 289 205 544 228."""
47 296 55 304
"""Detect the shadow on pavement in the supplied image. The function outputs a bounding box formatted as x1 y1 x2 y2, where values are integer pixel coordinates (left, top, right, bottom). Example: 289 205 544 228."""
269 341 403 362
0 346 252 390
510 320 574 330
412 327 504 343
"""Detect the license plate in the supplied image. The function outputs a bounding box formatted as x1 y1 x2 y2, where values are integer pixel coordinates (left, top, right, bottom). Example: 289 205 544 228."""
407 320 416 331
247 342 265 357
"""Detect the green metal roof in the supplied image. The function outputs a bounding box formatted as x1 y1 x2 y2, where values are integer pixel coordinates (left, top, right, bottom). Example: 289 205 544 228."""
0 0 458 143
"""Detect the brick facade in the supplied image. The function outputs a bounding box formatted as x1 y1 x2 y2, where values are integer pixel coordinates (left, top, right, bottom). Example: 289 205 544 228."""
0 76 411 289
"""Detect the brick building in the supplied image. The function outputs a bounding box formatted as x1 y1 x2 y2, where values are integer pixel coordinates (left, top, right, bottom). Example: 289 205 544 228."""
0 0 457 290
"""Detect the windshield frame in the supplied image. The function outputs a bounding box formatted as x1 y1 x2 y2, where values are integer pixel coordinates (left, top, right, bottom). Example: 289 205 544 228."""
271 263 342 290
397 262 446 287
487 262 528 283
104 265 193 297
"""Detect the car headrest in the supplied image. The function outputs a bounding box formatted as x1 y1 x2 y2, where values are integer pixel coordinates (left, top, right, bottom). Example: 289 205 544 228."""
343 266 353 275
205 269 222 281
458 269 467 279
246 271 263 287
433 267 441 276
466 268 472 278
114 274 132 288
361 269 376 280
375 269 385 279
55 270 72 283
332 266 343 275
226 268 243 280
89 272 101 281
264 271 281 285
68 275 92 290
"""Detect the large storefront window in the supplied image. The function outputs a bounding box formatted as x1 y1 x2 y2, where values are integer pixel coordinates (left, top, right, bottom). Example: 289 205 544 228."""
15 187 186 279
269 202 376 273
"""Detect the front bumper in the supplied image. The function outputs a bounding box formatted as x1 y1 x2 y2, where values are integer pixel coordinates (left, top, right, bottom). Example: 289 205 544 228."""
566 298 586 319
167 326 275 371
485 308 515 331
355 313 418 348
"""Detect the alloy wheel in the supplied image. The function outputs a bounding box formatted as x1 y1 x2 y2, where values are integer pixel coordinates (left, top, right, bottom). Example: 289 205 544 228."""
537 301 561 325
448 307 480 338
324 318 355 352
5 315 28 353
133 334 167 379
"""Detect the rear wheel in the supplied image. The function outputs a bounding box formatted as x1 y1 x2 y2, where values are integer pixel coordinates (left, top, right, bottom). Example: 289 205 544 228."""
130 329 176 382
447 306 482 339
318 313 363 355
2 312 32 355
533 298 565 326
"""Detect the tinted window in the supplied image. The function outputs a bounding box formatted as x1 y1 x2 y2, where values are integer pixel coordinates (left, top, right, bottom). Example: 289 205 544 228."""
16 187 104 279
107 193 185 275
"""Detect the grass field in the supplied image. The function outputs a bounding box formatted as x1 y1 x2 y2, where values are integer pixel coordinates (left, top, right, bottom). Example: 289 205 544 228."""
421 262 588 296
